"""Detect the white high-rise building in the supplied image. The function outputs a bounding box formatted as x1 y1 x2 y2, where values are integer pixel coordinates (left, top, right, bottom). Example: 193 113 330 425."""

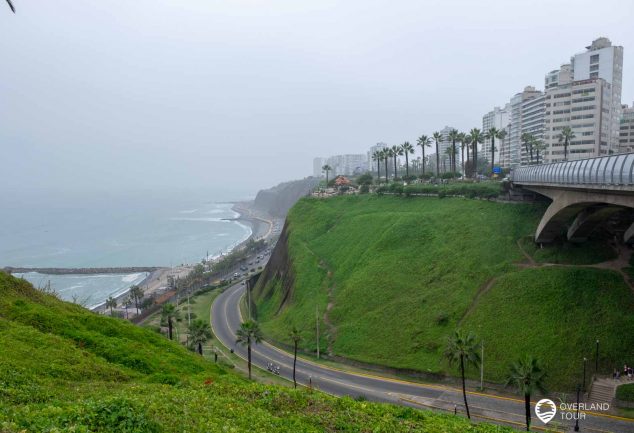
325 154 368 176
570 37 624 153
619 104 634 153
542 63 613 163
313 157 325 177
367 142 388 172
482 104 510 168
436 126 459 173
507 86 543 169
520 94 546 165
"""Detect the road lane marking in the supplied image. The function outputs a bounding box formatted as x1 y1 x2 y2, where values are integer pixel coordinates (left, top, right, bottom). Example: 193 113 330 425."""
215 285 634 427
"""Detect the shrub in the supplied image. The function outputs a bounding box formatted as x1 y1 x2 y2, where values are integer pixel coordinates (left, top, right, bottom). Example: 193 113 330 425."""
617 383 634 402
359 184 370 194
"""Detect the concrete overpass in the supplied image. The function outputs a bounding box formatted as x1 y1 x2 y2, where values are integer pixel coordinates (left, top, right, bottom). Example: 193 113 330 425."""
511 153 634 243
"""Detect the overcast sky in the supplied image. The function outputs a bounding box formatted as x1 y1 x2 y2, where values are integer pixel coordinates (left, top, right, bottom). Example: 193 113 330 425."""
2 0 633 195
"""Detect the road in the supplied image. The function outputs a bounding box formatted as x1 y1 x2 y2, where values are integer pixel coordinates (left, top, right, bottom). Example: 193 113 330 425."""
211 283 634 432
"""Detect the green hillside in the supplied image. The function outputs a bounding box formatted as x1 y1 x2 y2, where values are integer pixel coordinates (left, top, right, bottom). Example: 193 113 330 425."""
0 271 512 433
253 195 634 391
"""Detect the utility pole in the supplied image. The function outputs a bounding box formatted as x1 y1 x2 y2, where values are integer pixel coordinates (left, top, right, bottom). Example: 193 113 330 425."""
480 341 484 390
247 280 251 320
316 305 320 359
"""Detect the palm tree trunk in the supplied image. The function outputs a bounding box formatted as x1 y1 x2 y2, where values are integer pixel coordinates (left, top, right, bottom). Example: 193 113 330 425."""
436 141 440 178
461 355 471 419
524 393 531 431
491 137 495 175
393 157 397 179
168 317 173 340
472 143 477 179
248 342 252 379
293 342 298 388
461 146 465 175
384 159 388 182
377 161 380 180
405 153 409 178
422 148 426 176
198 342 203 355
564 140 568 161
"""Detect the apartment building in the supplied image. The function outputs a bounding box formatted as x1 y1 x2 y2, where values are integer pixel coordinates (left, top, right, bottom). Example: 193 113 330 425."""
482 104 510 168
620 104 634 153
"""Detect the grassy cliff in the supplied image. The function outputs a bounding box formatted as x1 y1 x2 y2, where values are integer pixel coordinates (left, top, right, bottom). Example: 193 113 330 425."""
0 271 513 432
253 195 634 391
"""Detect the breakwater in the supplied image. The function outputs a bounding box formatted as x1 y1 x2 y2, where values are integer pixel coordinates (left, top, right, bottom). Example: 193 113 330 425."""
3 266 162 275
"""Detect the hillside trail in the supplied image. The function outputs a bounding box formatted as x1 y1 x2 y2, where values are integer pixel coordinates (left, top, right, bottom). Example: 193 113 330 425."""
516 237 634 292
458 277 498 326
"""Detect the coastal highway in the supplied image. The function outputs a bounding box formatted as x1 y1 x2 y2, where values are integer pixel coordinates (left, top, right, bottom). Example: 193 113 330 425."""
211 283 634 433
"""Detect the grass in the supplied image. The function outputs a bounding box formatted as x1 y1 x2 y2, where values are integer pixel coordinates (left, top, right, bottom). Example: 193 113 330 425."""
2 271 516 432
617 383 634 402
253 195 634 391
518 236 617 265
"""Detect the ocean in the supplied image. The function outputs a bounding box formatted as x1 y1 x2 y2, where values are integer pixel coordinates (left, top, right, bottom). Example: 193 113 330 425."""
1 189 252 308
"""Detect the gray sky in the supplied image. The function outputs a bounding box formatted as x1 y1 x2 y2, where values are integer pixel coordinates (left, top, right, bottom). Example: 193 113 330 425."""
2 0 633 195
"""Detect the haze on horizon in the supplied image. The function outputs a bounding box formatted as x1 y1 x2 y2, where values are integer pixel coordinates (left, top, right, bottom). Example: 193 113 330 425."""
1 0 633 196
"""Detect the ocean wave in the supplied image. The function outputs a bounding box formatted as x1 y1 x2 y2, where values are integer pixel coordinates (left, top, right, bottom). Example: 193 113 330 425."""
178 209 198 214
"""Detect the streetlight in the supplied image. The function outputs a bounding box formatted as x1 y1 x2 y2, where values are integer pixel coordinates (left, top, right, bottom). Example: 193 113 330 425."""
574 384 581 432
582 357 588 393
595 339 600 374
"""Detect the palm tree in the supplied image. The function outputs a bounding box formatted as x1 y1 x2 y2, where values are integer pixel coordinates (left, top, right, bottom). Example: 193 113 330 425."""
497 129 507 170
289 326 302 388
5 0 15 13
416 135 432 176
458 132 466 175
401 142 414 178
105 296 117 315
322 164 332 186
469 128 483 178
129 285 143 315
558 126 575 161
445 146 456 173
485 127 502 175
506 356 548 431
532 138 546 165
444 330 481 419
464 134 472 167
189 319 212 355
521 133 534 165
236 320 263 380
432 132 442 178
372 150 381 181
390 145 403 179
447 129 460 174
161 303 179 341
381 149 389 183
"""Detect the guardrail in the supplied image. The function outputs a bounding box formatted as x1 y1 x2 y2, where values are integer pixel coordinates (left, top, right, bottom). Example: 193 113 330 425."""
511 153 634 186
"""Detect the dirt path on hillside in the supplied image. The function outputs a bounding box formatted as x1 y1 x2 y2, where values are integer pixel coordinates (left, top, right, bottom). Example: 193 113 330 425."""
458 277 498 326
515 237 634 292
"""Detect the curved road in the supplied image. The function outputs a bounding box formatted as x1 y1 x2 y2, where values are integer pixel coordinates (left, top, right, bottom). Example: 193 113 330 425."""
212 283 634 433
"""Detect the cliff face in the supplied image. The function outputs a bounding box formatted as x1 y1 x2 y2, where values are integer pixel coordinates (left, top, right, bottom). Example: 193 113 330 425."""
251 220 294 316
252 177 319 218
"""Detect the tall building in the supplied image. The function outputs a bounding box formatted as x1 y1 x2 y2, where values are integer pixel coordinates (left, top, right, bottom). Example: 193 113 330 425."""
542 64 613 163
482 104 510 168
436 126 459 173
570 37 624 153
520 94 545 165
507 86 543 168
620 104 634 153
313 157 325 177
367 142 388 172
325 154 368 176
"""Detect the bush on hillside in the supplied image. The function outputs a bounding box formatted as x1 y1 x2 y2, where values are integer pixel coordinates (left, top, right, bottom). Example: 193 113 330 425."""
617 383 634 402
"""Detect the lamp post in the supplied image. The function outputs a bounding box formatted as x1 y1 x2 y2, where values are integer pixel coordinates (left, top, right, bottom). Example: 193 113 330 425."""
574 384 581 432
595 339 600 374
583 357 588 393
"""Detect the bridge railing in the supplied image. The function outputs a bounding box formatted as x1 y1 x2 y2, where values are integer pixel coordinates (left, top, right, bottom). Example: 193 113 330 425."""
511 153 634 186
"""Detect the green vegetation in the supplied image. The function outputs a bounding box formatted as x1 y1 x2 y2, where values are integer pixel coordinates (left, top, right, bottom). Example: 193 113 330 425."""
518 236 617 265
0 271 515 432
505 356 547 432
617 383 634 402
253 195 634 391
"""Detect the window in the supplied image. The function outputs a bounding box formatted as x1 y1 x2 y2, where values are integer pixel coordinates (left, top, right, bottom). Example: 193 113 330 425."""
590 54 600 63
590 64 599 72
590 72 599 79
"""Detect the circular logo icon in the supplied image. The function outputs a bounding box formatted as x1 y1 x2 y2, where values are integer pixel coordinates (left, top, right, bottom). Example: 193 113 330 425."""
535 399 557 424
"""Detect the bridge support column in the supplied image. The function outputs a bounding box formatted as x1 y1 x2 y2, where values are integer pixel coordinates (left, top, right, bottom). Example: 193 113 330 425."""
625 223 634 244
567 206 623 243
